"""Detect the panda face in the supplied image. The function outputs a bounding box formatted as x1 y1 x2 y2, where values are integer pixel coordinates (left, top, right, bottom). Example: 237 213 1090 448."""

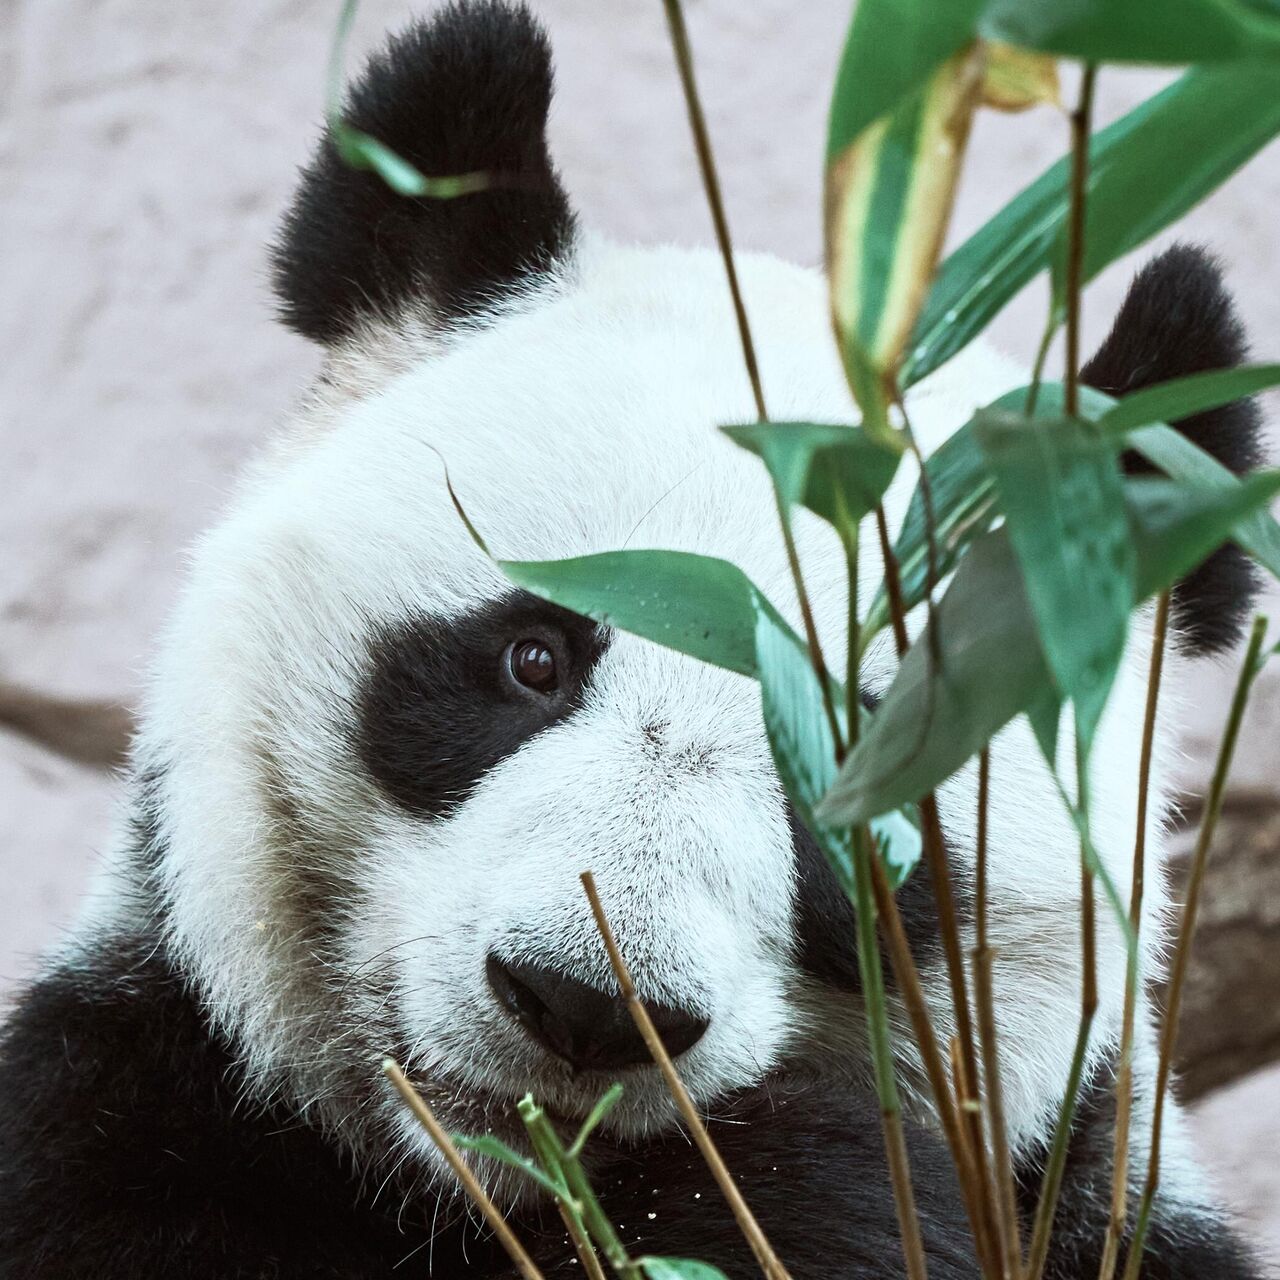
138 239 890 1165
122 3 1259 1209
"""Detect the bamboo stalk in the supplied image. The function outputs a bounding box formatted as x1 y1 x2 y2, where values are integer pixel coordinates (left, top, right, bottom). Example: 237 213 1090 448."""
872 498 999 1272
382 1059 547 1280
659 0 765 423
972 748 1023 1280
518 1096 624 1280
1025 67 1100 1280
580 872 794 1280
870 855 999 1277
851 828 931 1280
845 515 932 1278
518 1097 610 1280
1121 615 1268 1280
659 0 843 756
1097 591 1170 1280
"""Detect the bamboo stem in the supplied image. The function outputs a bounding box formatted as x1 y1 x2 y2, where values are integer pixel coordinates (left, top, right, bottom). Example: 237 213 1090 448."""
1024 1008 1096 1280
660 0 843 755
1097 591 1170 1280
870 857 998 1276
581 873 793 1280
382 1059 547 1280
845 511 930 1277
659 0 766 422
873 495 997 1271
1121 615 1268 1280
852 828 930 1280
1024 64 1100 1280
972 748 1023 1280
517 1097 614 1280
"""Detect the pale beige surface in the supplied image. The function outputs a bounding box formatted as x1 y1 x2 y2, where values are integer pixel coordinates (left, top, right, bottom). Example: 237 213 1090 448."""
2 0 1278 1253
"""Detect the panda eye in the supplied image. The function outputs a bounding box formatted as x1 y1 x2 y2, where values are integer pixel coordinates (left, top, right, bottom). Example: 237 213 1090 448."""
506 638 560 694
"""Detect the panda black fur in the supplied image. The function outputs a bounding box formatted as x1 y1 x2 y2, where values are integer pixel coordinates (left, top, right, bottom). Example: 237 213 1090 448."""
0 4 1268 1277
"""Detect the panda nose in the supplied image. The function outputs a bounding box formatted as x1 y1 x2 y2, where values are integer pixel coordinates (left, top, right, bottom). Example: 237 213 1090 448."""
486 954 708 1072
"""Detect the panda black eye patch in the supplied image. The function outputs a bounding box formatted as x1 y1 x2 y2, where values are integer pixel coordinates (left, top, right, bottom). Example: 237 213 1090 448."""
355 592 609 820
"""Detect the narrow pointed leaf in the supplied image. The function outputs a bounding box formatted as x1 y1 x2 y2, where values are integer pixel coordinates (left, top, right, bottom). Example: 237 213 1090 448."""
1128 424 1280 580
568 1083 624 1159
976 410 1132 746
1127 471 1280 602
827 47 985 443
332 126 492 198
499 551 779 679
904 64 1280 388
821 530 1052 826
1027 685 1063 767
452 1134 565 1198
1098 364 1280 437
979 0 1280 63
640 1258 730 1280
722 421 901 537
755 607 921 893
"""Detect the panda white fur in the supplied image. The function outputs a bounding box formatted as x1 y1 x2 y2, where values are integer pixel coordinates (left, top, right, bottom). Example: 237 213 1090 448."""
0 4 1267 1277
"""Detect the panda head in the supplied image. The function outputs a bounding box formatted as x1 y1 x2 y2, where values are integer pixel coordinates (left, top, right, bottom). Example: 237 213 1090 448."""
131 0 1260 1202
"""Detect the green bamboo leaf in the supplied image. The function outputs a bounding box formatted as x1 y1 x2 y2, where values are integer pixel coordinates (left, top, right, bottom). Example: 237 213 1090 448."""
1127 471 1280 601
332 125 492 198
325 0 492 200
452 1134 564 1198
827 47 986 443
979 0 1280 63
1128 424 1280 580
1027 685 1063 767
820 530 1052 827
755 607 921 891
874 377 1280 640
864 382 1106 642
1098 364 1280 437
827 0 985 158
498 550 780 679
722 421 901 537
640 1258 730 1280
568 1083 624 1159
904 64 1280 387
976 410 1132 746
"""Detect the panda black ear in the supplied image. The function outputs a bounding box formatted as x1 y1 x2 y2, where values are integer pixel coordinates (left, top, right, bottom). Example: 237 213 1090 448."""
271 1 576 347
1083 244 1266 655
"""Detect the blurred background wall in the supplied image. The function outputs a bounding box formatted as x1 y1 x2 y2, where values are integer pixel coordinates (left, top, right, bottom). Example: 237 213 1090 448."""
2 0 1278 1258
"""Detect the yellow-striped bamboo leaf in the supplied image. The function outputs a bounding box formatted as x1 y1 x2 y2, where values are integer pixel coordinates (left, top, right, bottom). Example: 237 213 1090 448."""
826 45 985 446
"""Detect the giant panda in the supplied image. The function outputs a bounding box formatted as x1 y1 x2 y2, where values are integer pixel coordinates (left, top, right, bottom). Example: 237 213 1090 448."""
0 4 1268 1277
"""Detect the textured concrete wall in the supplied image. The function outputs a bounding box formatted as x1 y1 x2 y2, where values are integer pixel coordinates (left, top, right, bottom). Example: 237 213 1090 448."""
2 0 1278 1254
